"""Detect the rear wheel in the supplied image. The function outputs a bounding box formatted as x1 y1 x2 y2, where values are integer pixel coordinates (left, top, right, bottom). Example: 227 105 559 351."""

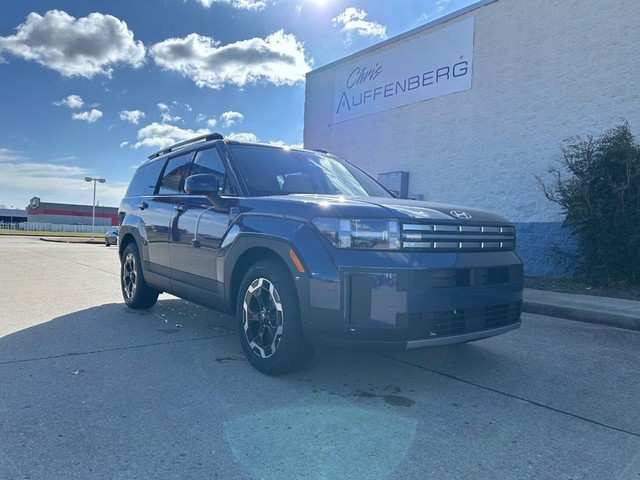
121 243 159 309
237 259 313 375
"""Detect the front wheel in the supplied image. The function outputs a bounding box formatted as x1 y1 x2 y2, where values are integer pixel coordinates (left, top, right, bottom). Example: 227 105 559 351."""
237 259 313 375
121 243 159 309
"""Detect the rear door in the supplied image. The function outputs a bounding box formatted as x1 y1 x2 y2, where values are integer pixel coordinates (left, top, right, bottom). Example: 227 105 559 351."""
121 158 168 286
145 152 194 279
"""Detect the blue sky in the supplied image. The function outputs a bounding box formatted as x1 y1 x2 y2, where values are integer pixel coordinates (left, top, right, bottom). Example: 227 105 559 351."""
0 0 476 208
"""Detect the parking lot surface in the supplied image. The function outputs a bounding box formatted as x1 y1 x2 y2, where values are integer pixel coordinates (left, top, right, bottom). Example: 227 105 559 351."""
0 237 639 479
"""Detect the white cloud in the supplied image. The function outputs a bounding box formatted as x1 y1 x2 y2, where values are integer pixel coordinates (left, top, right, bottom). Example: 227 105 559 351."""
234 0 269 9
192 0 272 10
0 148 127 207
55 94 84 109
133 122 210 149
119 110 146 125
120 141 130 148
0 159 85 177
0 148 27 162
268 140 303 148
332 8 387 45
195 114 218 128
420 0 453 22
173 101 193 112
0 10 146 78
156 102 188 123
72 109 103 123
161 112 183 124
227 132 259 143
220 111 244 128
149 30 311 89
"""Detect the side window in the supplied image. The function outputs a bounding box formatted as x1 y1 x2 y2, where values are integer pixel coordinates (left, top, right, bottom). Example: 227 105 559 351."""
158 153 192 195
191 147 234 195
125 159 165 196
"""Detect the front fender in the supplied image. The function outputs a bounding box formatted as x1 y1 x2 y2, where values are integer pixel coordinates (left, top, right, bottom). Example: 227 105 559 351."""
219 214 339 317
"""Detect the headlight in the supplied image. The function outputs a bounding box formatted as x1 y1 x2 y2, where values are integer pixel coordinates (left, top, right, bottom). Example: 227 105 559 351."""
312 218 400 250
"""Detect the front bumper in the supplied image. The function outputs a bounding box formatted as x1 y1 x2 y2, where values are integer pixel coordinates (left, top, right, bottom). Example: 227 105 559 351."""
301 252 523 350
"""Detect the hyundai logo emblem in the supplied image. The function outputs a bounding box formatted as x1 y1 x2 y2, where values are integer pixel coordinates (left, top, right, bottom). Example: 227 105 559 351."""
450 210 472 220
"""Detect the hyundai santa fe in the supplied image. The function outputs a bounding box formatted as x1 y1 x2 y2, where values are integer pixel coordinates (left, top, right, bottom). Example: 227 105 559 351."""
118 133 523 375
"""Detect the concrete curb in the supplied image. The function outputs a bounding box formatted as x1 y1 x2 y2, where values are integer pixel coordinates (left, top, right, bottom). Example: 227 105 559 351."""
523 288 640 331
39 237 104 245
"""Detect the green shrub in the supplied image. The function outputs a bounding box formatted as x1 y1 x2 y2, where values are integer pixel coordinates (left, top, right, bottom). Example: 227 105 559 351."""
538 122 640 286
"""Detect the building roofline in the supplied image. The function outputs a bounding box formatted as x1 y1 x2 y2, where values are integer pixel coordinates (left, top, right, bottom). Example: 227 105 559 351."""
306 0 497 77
0 208 27 215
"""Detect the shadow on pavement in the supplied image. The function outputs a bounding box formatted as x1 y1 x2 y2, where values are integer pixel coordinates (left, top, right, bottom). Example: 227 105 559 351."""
1 301 638 479
0 299 443 479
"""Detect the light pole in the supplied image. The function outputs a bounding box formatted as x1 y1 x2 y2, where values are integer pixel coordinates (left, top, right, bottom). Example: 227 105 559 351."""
85 177 106 239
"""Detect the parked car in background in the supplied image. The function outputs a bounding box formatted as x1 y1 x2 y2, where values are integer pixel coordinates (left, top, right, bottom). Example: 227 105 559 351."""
118 133 523 375
105 226 118 247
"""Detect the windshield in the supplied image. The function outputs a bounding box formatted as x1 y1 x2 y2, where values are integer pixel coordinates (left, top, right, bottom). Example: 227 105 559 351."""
228 145 392 198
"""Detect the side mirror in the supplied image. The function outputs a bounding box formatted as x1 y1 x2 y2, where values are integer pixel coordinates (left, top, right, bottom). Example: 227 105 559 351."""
184 174 226 210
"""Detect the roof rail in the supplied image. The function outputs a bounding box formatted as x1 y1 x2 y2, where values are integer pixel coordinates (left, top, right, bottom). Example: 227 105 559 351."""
147 133 224 160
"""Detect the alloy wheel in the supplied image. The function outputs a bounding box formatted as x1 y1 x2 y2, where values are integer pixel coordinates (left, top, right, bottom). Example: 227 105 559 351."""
122 252 137 301
242 277 284 359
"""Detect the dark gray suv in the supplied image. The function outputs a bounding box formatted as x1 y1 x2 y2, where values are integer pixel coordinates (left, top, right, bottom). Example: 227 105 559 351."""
119 133 522 374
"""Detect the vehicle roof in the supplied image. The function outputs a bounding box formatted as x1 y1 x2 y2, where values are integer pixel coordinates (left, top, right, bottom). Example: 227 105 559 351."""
139 133 319 168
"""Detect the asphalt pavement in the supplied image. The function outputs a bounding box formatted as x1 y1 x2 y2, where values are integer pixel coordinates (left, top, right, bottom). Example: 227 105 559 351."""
0 236 638 480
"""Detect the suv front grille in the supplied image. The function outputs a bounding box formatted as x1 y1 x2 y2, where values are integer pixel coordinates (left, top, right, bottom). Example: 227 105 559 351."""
402 223 515 251
400 301 522 340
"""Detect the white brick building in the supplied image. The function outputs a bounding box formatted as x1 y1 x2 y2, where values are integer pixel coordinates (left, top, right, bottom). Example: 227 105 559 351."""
303 0 640 276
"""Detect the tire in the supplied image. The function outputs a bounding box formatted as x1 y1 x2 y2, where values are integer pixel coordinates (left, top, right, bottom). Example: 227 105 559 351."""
105 238 110 247
237 259 313 375
121 243 159 309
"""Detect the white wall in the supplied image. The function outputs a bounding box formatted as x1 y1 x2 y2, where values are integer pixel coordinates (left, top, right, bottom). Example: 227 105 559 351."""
304 0 640 224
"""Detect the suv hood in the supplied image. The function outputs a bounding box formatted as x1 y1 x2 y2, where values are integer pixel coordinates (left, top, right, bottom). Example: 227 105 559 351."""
241 194 512 224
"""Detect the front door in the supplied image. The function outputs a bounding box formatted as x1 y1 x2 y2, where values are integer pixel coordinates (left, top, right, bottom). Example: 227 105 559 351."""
169 146 232 294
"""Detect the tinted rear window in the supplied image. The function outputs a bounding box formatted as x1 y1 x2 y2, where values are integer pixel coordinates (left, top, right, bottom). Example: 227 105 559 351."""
158 153 192 195
125 159 165 196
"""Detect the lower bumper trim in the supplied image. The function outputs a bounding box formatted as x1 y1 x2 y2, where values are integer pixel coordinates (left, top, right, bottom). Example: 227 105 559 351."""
405 321 521 349
305 319 521 350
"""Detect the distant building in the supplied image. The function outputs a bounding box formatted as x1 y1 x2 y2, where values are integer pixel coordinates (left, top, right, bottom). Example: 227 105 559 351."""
27 197 118 226
0 208 27 224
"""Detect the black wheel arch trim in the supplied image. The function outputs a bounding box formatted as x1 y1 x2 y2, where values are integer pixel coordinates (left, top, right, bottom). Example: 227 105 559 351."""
118 223 148 262
222 235 312 317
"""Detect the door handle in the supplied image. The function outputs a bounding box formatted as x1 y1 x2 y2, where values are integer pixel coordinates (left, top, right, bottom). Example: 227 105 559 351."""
176 203 187 213
137 202 148 210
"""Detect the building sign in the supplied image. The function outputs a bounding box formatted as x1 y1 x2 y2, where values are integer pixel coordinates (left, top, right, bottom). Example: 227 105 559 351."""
333 17 474 123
